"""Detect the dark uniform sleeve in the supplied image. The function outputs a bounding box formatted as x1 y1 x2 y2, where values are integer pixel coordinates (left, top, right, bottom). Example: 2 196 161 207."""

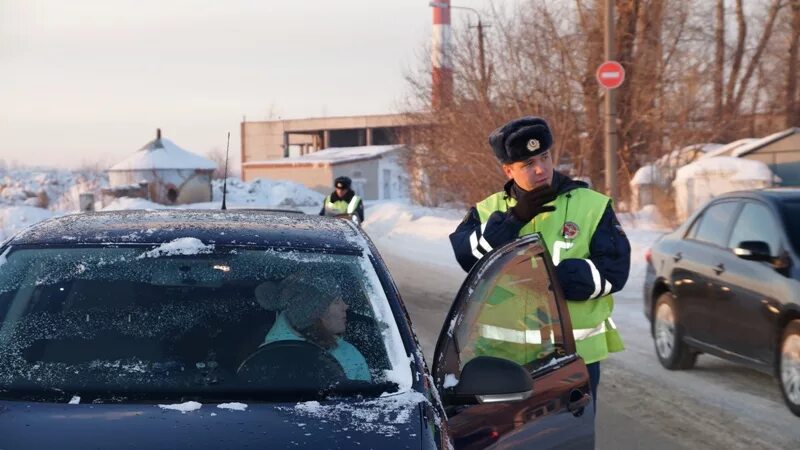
319 194 328 216
554 204 631 301
354 198 364 223
449 207 526 272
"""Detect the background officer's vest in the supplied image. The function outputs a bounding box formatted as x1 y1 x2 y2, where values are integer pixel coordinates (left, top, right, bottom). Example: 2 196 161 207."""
323 194 361 216
475 188 624 364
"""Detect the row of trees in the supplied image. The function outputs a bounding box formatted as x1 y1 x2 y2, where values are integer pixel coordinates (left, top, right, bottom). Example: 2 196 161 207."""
403 0 800 207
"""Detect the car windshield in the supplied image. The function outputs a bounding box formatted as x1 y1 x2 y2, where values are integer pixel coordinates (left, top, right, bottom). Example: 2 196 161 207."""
781 200 800 255
0 244 411 403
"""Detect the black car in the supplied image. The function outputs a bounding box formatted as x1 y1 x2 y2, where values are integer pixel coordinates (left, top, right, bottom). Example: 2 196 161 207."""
643 189 800 416
0 210 594 448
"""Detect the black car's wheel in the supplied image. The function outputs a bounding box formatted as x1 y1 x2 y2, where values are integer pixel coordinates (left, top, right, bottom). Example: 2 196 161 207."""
653 292 696 370
779 320 800 417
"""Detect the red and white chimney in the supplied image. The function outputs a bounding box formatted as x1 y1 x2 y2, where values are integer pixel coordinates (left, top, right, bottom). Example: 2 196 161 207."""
431 1 453 109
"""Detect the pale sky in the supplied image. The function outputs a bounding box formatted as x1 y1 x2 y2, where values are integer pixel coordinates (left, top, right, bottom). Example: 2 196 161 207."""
0 0 490 171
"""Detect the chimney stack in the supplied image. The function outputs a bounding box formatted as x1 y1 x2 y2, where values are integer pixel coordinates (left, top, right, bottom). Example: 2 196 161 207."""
156 128 162 140
431 0 453 109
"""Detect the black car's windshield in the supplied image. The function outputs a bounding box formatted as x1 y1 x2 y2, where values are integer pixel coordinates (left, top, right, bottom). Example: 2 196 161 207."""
781 200 800 255
0 242 411 403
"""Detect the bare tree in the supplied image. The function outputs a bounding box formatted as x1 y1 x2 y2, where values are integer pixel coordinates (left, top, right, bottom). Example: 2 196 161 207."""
401 0 792 207
787 0 800 126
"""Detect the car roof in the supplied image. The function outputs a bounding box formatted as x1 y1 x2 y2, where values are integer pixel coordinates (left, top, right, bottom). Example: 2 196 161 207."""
7 209 363 253
717 188 800 204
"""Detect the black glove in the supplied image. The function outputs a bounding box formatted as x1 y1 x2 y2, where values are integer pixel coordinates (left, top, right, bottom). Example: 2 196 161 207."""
509 185 558 223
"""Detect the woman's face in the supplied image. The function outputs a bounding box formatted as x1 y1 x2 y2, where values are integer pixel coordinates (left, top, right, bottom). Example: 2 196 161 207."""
320 297 348 335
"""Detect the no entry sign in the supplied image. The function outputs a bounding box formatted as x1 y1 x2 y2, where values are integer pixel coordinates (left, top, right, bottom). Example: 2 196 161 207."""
596 61 625 89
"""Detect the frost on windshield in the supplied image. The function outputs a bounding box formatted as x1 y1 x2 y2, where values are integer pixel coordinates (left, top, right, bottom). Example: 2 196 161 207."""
0 245 410 401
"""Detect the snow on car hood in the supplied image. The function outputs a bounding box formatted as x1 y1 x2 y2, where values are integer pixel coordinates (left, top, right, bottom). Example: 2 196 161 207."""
0 391 433 449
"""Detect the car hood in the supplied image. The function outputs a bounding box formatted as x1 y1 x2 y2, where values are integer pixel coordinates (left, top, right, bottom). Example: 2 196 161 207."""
0 391 430 449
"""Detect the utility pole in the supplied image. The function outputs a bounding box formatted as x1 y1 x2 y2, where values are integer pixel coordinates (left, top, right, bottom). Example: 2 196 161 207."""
474 18 488 102
604 0 619 202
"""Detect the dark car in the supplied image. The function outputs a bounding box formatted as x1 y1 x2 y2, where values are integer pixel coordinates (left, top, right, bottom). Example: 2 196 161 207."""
643 189 800 416
0 210 594 449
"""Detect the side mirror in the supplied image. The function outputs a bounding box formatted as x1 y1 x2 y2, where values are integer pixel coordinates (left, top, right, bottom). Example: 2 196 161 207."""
733 241 773 262
450 356 533 404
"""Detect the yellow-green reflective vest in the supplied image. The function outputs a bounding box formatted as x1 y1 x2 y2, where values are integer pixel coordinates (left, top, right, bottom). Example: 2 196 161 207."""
323 194 361 216
475 187 624 364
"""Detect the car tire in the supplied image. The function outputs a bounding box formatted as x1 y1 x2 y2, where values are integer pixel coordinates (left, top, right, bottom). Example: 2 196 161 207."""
779 320 800 417
653 292 696 370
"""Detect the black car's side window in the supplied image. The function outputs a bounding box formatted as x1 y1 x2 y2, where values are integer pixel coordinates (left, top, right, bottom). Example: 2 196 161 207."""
728 202 781 256
691 201 741 248
453 246 565 372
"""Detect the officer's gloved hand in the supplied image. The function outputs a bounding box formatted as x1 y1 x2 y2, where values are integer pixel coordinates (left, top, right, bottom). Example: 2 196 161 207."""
509 185 557 223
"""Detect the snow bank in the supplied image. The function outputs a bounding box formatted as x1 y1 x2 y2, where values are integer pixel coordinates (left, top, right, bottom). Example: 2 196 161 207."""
211 178 324 208
0 206 58 241
362 201 463 272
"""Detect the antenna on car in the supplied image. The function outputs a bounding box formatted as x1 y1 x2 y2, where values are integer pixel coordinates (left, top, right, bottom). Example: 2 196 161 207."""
221 131 230 210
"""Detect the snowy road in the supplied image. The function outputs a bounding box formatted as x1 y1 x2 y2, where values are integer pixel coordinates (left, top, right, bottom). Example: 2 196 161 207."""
368 222 800 449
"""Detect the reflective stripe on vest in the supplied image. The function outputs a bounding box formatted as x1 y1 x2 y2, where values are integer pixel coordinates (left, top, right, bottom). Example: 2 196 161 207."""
479 324 554 345
346 195 361 214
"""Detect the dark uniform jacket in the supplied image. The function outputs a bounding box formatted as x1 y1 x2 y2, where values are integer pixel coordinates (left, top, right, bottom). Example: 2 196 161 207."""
449 171 631 301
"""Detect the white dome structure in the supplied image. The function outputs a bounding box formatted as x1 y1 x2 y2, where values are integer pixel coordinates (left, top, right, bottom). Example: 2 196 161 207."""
107 129 217 205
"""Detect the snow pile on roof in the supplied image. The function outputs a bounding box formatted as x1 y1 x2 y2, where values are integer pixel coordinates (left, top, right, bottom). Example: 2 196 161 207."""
246 145 404 166
673 156 780 222
731 127 800 157
158 401 202 413
656 142 723 166
109 138 216 171
630 164 659 185
217 403 248 411
674 156 777 182
139 237 214 259
700 138 757 159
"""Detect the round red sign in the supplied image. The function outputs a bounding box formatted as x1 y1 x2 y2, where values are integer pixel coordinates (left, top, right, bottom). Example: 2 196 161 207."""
596 61 625 89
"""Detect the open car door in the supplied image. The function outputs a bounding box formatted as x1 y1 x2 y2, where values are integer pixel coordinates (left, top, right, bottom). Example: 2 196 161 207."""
432 233 594 449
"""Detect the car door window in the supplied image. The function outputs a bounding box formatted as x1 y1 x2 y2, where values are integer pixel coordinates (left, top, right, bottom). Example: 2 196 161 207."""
691 201 740 248
727 202 781 256
451 241 566 371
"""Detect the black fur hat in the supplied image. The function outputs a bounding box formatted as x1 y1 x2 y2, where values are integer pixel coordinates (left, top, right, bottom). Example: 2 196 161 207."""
334 176 352 189
488 116 553 164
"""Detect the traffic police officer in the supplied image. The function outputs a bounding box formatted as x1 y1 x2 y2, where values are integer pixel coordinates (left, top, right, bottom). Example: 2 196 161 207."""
449 116 630 409
319 176 364 225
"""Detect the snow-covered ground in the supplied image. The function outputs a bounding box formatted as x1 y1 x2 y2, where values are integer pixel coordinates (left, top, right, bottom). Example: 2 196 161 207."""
0 170 325 240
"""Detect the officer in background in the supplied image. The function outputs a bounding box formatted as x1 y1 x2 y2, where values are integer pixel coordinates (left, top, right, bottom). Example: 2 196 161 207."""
449 116 630 411
319 176 364 225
